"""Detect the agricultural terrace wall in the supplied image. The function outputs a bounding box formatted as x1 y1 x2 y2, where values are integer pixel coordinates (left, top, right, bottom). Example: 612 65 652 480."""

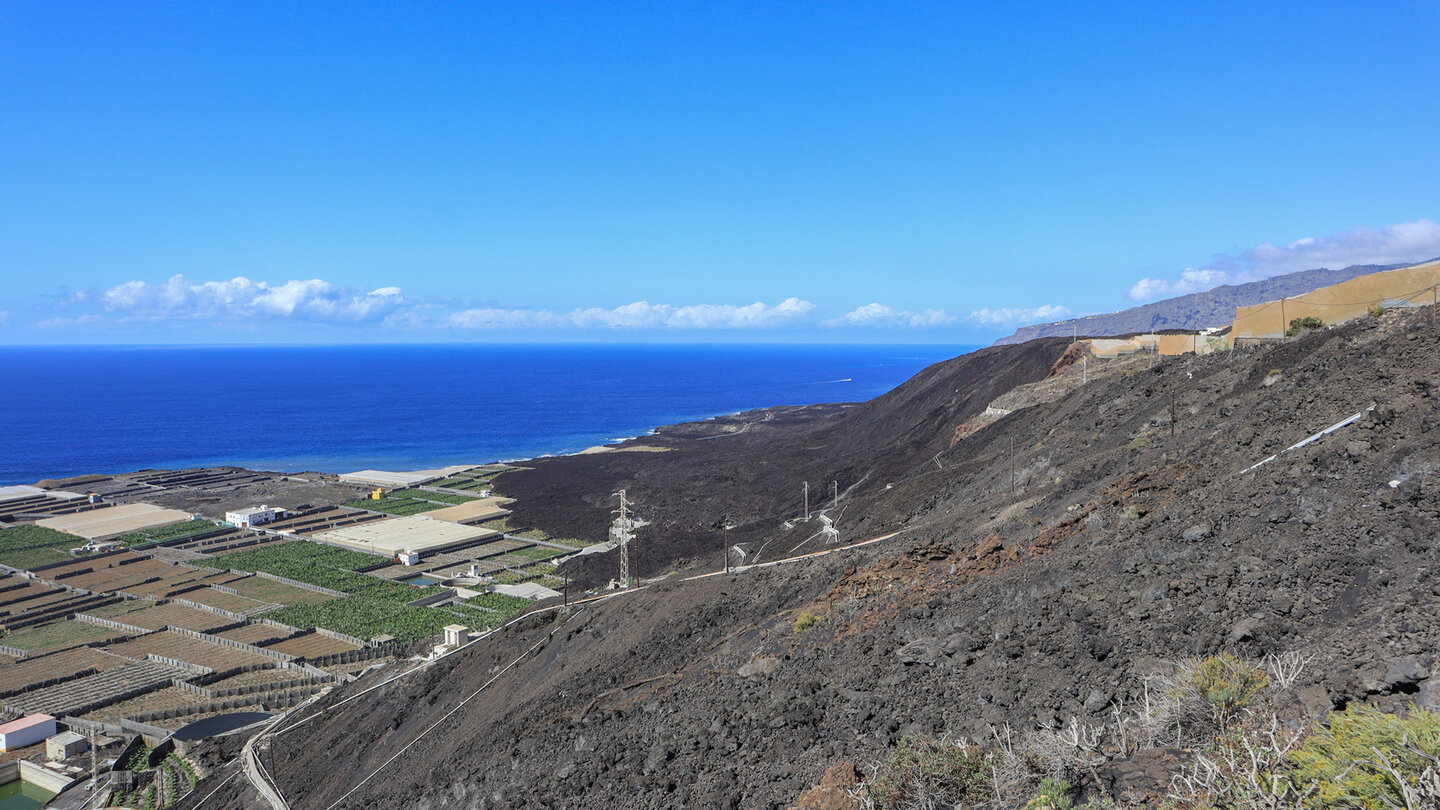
164 627 296 663
125 685 318 724
248 571 347 598
0 668 103 700
61 714 122 738
145 653 212 676
119 718 173 744
252 616 303 636
3 594 125 631
1233 258 1440 338
314 627 369 648
166 596 251 621
175 672 331 700
26 548 129 574
304 641 424 668
75 613 149 635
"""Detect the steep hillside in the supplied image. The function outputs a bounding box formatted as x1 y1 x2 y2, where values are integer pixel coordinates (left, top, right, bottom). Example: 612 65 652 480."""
993 262 1408 343
495 337 1072 580
186 307 1440 809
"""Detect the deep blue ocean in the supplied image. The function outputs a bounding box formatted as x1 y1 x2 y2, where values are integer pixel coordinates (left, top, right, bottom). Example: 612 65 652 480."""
0 344 974 485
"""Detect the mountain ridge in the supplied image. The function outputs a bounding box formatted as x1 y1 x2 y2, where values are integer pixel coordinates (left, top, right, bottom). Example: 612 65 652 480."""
993 262 1422 344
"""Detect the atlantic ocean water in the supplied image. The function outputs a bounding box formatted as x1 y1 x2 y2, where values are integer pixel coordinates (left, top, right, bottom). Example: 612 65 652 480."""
0 344 974 485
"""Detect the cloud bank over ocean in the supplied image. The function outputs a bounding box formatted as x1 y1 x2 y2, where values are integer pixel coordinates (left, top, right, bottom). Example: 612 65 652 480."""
28 279 1067 336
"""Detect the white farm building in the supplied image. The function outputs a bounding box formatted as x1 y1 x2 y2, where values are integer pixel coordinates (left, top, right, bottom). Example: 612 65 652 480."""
225 505 286 528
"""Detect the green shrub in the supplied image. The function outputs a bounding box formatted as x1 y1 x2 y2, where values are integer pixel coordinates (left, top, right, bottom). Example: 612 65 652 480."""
1023 777 1075 809
1291 705 1440 809
122 743 151 771
1285 316 1324 337
1189 653 1268 729
793 611 819 633
1369 305 1387 318
1127 434 1150 451
867 734 991 809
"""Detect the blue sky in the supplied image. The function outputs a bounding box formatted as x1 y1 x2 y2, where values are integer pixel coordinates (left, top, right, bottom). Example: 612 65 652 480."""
2 1 1438 344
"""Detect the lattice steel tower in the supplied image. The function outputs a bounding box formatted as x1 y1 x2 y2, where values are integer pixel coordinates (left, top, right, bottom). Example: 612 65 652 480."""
610 489 641 587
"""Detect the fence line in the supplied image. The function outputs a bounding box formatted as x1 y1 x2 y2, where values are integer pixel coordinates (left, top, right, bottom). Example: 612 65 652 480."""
165 626 296 662
75 613 149 634
249 571 347 598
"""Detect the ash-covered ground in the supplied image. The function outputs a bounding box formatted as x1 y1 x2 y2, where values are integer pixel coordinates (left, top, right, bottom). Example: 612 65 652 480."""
181 310 1440 809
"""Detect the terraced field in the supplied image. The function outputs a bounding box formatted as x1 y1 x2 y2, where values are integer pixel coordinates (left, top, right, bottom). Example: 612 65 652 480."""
59 559 177 592
8 659 188 716
0 524 87 569
0 646 134 694
0 618 129 654
44 550 153 574
341 494 446 516
432 465 511 492
262 631 361 658
214 623 294 646
107 631 274 670
92 602 237 633
77 685 209 725
1 583 72 616
174 587 276 615
117 519 220 547
262 506 387 537
121 570 244 599
227 575 336 607
202 666 306 690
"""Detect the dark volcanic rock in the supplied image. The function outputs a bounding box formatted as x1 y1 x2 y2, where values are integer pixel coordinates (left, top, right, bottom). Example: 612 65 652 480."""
241 307 1440 810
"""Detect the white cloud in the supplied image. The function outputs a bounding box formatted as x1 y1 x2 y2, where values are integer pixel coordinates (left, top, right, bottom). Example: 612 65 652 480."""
967 304 1072 326
449 298 816 330
830 303 958 328
1128 219 1440 302
36 313 103 329
101 275 407 321
1126 267 1234 301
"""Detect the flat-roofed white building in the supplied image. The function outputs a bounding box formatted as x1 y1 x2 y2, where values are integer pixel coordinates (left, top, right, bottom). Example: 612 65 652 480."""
47 730 88 760
0 714 56 752
225 505 285 528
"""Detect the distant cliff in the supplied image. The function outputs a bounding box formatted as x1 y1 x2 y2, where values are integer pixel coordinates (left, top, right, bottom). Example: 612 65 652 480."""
993 262 1412 344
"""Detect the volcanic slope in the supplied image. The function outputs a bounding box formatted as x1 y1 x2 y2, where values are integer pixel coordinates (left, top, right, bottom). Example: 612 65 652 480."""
498 337 1072 579
195 308 1439 809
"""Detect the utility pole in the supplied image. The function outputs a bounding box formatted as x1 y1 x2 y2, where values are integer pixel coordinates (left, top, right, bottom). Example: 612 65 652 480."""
1170 393 1176 439
802 481 809 521
723 525 730 574
831 480 839 509
1280 297 1287 338
563 572 569 607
